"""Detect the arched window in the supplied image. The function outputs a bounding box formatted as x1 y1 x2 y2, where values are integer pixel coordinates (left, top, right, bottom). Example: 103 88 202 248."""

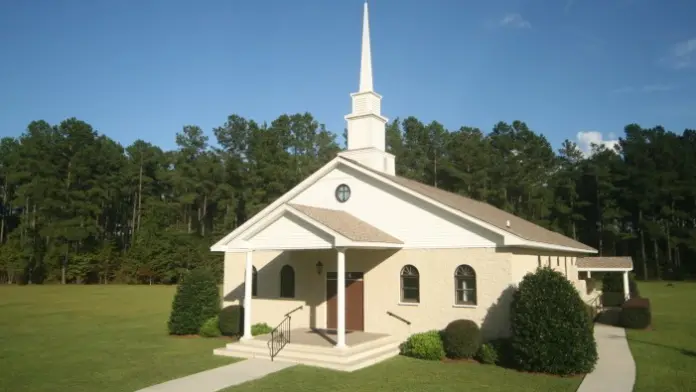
252 266 258 297
400 265 419 303
454 265 477 305
280 265 295 298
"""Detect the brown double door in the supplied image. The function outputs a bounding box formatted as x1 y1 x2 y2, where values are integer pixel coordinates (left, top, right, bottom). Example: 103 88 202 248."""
326 272 364 331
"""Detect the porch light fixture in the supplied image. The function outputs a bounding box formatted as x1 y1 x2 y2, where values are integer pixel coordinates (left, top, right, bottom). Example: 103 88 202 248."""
315 261 324 275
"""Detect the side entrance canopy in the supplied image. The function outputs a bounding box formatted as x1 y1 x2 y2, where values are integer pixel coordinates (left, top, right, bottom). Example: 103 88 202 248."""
577 256 634 301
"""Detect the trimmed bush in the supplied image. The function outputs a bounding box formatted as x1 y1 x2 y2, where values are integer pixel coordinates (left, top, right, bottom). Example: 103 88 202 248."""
251 322 273 336
199 316 222 337
510 267 598 375
167 268 220 335
602 273 639 306
475 343 498 365
219 305 244 336
400 330 445 361
620 297 651 329
442 319 481 359
488 338 513 367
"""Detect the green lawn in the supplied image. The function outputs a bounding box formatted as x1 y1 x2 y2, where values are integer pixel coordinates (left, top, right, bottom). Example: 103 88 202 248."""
0 285 235 392
627 281 696 391
223 356 582 392
2 282 694 392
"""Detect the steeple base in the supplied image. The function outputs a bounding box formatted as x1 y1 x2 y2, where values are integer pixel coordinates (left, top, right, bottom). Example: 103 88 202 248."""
339 148 395 176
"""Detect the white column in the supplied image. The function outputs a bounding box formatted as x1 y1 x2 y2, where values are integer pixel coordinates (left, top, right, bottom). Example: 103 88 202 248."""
622 271 630 300
336 248 346 348
587 271 592 279
241 250 253 341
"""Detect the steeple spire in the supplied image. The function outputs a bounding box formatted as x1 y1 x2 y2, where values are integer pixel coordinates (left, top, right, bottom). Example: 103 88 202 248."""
359 1 373 92
340 0 395 175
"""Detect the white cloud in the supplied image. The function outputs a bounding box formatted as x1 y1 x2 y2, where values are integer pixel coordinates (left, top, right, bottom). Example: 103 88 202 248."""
661 38 696 69
576 131 619 156
611 84 676 94
499 14 531 29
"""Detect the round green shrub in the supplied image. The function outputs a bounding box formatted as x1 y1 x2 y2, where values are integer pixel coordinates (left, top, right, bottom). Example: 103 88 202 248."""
199 316 222 337
168 268 220 335
219 305 243 336
400 330 445 361
620 297 651 329
442 319 481 359
510 267 598 375
251 322 273 336
475 343 498 365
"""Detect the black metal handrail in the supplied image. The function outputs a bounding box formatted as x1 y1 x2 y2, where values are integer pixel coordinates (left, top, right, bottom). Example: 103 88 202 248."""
387 311 411 325
267 315 291 361
285 305 303 317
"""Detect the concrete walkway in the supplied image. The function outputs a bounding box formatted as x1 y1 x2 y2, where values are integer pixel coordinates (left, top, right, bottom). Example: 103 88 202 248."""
578 323 636 392
135 359 294 392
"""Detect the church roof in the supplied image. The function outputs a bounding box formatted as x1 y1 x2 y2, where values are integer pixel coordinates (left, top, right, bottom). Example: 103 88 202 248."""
289 203 403 244
343 158 596 252
577 256 633 270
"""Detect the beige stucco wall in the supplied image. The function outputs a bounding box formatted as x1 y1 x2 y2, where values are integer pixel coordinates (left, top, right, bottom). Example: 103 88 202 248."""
223 247 593 342
224 247 515 341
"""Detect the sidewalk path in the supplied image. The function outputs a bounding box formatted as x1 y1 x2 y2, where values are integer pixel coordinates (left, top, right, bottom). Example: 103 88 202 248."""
135 359 294 392
578 323 636 392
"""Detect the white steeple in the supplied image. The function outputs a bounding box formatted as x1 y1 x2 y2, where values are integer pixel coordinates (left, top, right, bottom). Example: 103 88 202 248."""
340 1 395 175
359 1 373 92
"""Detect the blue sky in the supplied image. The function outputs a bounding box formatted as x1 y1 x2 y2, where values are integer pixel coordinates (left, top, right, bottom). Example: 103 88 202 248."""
1 0 694 154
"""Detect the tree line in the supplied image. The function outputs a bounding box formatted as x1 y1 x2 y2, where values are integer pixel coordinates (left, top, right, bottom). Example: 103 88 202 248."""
1 113 694 284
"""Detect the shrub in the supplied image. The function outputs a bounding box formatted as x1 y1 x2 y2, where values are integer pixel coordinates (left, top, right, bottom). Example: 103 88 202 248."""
167 268 220 335
251 322 273 336
219 305 244 336
442 319 482 359
487 338 513 367
475 343 498 365
601 273 639 306
199 316 222 337
400 330 445 361
620 297 651 329
510 267 598 375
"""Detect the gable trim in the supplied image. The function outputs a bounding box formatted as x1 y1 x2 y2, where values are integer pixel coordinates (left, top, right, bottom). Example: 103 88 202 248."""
212 155 596 254
211 157 343 251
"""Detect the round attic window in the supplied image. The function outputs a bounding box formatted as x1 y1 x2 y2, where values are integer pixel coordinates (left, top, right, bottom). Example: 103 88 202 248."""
335 184 351 203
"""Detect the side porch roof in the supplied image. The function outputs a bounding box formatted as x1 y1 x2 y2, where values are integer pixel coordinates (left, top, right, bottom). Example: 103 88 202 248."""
577 256 633 271
213 203 402 252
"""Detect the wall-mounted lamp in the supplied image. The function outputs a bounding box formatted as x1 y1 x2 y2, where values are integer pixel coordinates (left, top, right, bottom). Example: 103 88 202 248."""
315 261 324 275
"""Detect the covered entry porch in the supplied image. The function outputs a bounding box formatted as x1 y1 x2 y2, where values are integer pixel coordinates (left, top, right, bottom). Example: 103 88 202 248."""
577 256 634 303
225 203 403 349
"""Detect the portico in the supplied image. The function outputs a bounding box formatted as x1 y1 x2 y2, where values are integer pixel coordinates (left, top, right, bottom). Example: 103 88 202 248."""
224 203 403 349
577 256 634 300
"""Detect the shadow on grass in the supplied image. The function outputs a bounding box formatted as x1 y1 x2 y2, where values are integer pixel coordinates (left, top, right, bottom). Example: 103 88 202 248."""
627 337 696 358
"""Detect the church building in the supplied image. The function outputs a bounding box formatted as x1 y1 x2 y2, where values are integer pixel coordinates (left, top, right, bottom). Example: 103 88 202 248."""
211 2 631 371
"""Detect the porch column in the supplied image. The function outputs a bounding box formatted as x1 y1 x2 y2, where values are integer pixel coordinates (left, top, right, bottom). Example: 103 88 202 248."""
622 271 630 300
587 271 591 279
336 247 346 348
241 250 253 341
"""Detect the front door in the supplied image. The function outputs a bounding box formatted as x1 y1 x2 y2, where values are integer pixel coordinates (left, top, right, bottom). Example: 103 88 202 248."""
326 272 364 331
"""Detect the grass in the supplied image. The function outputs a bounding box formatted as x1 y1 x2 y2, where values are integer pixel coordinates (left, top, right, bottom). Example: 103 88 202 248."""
221 356 582 392
0 285 235 392
626 281 696 391
2 282 694 392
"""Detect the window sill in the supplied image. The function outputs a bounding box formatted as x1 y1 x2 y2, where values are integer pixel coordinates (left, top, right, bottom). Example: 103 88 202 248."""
452 304 477 308
398 302 419 307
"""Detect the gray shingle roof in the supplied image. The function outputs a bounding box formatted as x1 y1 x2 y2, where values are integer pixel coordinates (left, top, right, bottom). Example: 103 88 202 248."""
343 158 596 252
289 204 403 244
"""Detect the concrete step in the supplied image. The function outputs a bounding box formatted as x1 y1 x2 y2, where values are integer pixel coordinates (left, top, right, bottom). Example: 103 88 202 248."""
214 337 401 372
